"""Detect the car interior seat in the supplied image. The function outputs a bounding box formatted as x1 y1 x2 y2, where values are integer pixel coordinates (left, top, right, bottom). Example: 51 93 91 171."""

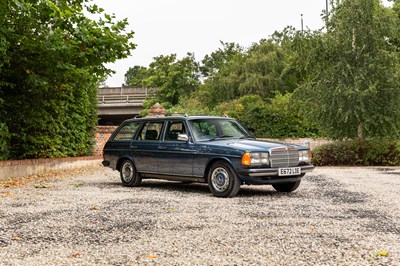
145 130 158 140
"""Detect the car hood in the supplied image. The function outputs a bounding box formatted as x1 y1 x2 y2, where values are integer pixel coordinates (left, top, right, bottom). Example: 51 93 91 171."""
203 138 308 152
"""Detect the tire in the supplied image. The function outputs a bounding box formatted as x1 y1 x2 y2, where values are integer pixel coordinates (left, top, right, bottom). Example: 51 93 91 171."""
120 160 142 187
272 180 301 192
208 161 241 197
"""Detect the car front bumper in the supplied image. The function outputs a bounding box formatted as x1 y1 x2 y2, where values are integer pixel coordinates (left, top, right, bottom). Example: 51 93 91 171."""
237 165 315 185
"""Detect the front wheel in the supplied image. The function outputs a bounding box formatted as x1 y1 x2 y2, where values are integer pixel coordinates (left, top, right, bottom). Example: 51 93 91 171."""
272 180 301 192
120 160 142 187
208 161 241 197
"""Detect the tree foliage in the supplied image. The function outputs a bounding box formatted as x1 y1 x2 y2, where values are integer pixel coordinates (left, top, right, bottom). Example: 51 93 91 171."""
293 0 400 140
124 65 149 87
201 40 292 108
200 41 243 79
0 0 135 159
126 0 400 141
135 53 201 112
215 94 321 138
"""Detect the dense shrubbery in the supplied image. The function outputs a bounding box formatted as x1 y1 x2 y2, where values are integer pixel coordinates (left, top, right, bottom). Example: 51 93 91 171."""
0 0 134 160
312 140 400 166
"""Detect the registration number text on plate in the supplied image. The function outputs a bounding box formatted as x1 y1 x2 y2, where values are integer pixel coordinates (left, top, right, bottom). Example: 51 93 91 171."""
278 167 301 176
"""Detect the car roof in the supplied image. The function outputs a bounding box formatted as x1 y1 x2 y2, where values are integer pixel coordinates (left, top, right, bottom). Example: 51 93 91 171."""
122 115 235 123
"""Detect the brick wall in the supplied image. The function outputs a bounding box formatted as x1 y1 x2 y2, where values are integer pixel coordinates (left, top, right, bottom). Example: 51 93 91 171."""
93 126 117 156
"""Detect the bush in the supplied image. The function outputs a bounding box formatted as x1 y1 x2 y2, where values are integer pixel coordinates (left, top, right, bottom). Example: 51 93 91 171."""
312 139 400 166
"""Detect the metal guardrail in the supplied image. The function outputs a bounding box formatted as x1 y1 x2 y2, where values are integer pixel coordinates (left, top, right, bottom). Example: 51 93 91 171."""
97 94 147 104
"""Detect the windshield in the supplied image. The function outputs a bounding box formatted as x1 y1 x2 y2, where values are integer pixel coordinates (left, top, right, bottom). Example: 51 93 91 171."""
188 119 253 141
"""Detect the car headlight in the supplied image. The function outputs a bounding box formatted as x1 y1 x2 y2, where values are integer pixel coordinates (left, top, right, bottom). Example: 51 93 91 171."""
242 152 270 166
299 150 312 163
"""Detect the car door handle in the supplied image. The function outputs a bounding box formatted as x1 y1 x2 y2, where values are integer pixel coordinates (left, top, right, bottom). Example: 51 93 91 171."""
158 146 167 150
130 145 138 149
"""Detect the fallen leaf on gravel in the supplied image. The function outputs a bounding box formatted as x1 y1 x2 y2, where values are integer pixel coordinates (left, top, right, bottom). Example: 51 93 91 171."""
13 236 21 241
74 183 83 188
376 250 388 256
90 205 99 211
0 167 98 188
0 191 13 197
69 252 82 258
34 184 50 189
147 255 157 259
0 178 22 188
167 207 177 211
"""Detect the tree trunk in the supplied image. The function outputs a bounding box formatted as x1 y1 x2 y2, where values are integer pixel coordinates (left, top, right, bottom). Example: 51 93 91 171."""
357 123 363 141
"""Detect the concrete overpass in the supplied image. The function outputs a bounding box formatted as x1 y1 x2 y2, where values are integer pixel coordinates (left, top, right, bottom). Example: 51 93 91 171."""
97 87 154 125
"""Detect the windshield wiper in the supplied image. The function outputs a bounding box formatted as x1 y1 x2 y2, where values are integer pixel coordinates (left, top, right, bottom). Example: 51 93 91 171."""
218 135 233 139
239 135 255 139
206 135 233 141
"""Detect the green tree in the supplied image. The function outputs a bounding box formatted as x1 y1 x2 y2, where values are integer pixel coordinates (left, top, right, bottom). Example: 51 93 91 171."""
392 0 400 51
141 53 200 110
202 40 291 108
215 94 320 138
272 26 323 92
0 0 135 159
294 0 400 140
124 65 149 87
200 41 243 78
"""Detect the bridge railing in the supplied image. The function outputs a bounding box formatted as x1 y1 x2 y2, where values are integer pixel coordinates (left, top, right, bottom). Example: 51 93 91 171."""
97 93 147 104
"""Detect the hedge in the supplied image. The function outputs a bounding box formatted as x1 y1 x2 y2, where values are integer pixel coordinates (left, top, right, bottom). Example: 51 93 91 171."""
312 139 400 166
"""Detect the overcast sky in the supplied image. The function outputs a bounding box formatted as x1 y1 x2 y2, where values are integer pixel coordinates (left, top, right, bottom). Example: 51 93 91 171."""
93 0 330 87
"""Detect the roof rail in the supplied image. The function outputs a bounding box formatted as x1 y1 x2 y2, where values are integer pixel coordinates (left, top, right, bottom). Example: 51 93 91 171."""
171 112 189 117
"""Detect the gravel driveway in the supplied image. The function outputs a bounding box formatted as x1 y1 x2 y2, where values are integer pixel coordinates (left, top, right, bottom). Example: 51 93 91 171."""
0 166 399 265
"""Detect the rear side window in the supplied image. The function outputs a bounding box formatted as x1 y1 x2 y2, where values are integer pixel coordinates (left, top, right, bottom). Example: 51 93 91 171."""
137 121 164 141
112 122 140 141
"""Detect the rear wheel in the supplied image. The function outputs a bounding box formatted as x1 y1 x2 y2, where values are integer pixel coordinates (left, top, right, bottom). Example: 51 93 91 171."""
208 161 241 197
272 180 301 192
120 160 142 187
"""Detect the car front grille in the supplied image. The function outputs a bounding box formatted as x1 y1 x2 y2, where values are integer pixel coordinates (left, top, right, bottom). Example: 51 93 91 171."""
269 147 299 168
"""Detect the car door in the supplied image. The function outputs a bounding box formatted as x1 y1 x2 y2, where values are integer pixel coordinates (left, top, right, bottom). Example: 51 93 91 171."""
130 121 164 174
157 120 195 177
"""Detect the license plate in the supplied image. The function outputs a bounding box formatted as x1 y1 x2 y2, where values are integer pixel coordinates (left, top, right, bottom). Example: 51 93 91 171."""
278 167 301 176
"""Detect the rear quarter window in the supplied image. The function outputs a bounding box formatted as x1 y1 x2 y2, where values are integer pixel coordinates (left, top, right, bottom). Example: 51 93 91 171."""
112 122 140 141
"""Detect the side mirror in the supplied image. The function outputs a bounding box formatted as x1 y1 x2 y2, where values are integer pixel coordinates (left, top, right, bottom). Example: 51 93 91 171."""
177 134 189 142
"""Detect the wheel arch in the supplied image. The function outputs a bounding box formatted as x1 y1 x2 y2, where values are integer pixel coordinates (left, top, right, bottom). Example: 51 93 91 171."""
204 157 240 181
116 156 136 172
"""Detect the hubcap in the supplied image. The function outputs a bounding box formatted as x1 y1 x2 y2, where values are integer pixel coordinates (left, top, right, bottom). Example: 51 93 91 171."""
122 162 134 182
211 167 230 192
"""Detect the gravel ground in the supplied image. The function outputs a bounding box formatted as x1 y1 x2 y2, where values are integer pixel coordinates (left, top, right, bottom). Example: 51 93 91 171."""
0 166 400 266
